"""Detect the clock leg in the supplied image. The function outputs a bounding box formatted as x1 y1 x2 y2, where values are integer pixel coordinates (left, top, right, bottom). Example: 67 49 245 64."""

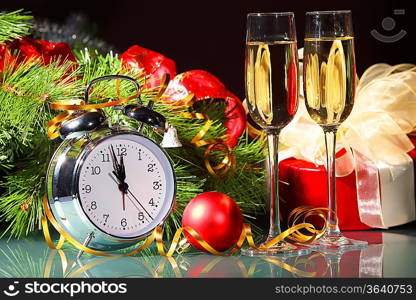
63 232 95 278
76 231 95 260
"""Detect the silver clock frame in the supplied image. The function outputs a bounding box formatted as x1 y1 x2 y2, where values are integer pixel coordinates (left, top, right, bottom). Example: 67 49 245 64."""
46 126 176 251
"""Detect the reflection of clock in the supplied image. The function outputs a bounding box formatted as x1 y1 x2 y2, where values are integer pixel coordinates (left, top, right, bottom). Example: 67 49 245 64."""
45 75 176 251
68 256 156 278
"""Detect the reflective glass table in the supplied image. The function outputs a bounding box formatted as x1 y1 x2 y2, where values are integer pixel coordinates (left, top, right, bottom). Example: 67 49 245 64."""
1 225 415 278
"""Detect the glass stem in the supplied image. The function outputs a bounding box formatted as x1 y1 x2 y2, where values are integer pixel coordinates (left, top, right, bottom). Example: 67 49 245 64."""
266 131 281 239
326 255 341 278
323 128 340 235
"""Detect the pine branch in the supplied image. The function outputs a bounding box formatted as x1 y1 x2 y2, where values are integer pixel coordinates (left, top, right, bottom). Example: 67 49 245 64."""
212 135 266 214
0 58 80 175
0 9 33 43
0 134 54 238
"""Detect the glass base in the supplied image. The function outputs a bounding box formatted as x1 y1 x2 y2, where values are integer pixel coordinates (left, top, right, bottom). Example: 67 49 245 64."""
308 231 368 253
241 239 311 257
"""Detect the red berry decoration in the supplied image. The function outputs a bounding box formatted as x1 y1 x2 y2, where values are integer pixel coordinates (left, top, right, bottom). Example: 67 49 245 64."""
182 192 243 252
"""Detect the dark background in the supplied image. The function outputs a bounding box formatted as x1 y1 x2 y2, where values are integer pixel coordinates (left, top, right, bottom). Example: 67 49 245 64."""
3 0 414 99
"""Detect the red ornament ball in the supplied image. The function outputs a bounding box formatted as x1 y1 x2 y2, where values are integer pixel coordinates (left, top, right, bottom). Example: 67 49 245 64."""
182 192 243 252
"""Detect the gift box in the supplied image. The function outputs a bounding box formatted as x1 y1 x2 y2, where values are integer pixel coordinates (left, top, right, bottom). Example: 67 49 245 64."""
279 137 416 230
278 63 416 230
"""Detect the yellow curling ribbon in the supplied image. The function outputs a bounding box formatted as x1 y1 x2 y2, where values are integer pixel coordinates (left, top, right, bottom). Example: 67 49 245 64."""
153 74 170 102
46 96 140 139
287 206 332 243
49 94 140 111
160 89 236 177
180 111 236 177
46 74 171 140
156 257 183 278
43 248 69 278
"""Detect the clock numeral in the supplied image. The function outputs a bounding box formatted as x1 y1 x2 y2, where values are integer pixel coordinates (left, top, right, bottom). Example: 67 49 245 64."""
84 185 92 193
138 212 144 221
91 201 97 210
121 218 127 227
101 153 110 162
147 163 155 172
153 181 161 190
91 166 101 175
117 147 127 157
103 214 109 222
138 149 142 161
149 198 155 206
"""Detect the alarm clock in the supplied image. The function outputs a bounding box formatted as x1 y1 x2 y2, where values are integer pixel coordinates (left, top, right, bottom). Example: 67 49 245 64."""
46 75 176 251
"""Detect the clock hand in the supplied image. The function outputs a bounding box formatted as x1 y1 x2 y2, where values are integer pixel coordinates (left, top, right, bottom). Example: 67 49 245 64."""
119 154 126 182
108 173 152 221
107 148 153 220
109 173 137 209
108 148 127 212
109 145 120 175
112 170 122 182
122 190 126 211
125 188 154 220
124 193 150 223
109 145 128 191
109 172 131 213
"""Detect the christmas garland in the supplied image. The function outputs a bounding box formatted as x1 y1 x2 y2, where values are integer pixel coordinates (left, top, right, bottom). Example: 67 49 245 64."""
0 10 266 239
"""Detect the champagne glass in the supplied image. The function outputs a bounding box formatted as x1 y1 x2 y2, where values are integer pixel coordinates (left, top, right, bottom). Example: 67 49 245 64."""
241 12 310 257
303 10 367 250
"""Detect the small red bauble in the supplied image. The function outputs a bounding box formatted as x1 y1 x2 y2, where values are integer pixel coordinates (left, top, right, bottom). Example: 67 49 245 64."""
182 192 243 252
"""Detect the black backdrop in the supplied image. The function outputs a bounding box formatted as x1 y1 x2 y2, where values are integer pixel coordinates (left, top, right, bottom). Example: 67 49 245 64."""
3 0 414 99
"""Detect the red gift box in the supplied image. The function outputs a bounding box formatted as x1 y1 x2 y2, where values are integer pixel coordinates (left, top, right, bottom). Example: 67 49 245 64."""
279 137 416 230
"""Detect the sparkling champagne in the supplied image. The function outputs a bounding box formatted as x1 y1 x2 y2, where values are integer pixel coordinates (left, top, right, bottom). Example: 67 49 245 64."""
303 37 356 127
245 41 299 131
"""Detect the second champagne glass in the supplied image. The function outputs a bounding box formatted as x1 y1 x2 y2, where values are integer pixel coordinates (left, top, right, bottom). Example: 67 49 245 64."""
241 12 310 257
303 10 367 250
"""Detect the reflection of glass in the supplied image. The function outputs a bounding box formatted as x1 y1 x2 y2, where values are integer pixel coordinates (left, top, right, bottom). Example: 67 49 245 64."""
303 10 367 250
242 12 310 257
182 254 315 278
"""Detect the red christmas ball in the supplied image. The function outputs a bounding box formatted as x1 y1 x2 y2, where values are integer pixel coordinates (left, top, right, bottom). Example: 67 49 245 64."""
182 192 243 252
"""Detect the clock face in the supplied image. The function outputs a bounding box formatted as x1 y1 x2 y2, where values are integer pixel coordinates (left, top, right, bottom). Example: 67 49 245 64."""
77 133 175 238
